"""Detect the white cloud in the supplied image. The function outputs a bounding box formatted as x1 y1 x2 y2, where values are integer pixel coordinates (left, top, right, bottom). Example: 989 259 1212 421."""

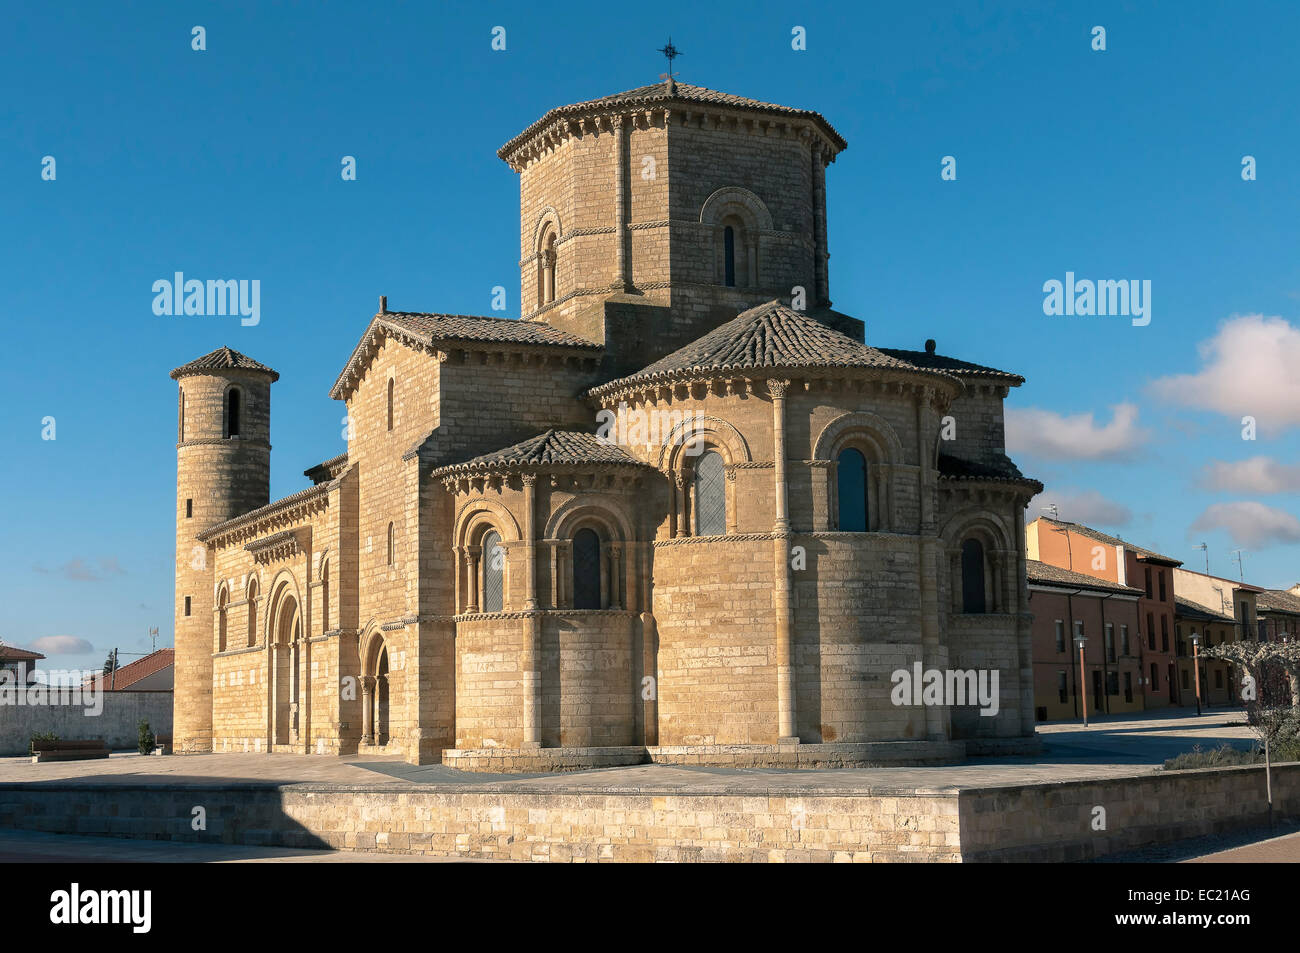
27 635 95 655
1200 457 1300 494
1005 402 1148 460
1189 501 1300 549
1150 315 1300 431
1029 488 1133 528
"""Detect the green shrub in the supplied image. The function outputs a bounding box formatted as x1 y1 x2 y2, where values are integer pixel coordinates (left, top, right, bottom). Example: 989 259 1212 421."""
137 720 155 755
30 731 60 753
1162 743 1259 770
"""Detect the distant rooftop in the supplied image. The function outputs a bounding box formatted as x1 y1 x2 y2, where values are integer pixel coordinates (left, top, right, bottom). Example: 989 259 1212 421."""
170 346 279 382
500 80 847 163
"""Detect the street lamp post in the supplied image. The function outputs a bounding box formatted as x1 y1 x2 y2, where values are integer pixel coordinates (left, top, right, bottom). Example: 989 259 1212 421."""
1191 633 1202 716
1076 633 1089 727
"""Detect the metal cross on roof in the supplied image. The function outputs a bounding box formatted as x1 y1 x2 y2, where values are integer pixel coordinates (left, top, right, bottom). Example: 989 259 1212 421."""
658 38 681 83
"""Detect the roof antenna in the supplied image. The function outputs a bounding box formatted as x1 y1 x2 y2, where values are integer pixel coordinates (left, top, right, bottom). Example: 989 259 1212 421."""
658 38 681 93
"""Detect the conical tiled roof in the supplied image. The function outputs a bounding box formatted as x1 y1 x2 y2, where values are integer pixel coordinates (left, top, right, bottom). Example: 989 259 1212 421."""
170 346 279 381
588 300 956 398
432 429 651 476
500 81 846 163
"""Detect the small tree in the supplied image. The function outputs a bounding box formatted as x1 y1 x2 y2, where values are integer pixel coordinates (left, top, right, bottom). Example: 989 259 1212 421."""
1204 640 1300 827
137 720 156 755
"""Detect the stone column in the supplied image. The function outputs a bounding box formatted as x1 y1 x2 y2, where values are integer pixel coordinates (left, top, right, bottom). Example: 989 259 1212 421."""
521 474 542 748
768 379 798 743
1014 507 1036 735
360 675 376 744
466 548 480 613
609 543 623 610
613 114 631 292
915 388 948 741
812 142 830 307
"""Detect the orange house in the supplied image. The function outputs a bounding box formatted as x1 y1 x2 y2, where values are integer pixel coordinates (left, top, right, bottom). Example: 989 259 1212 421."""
1026 518 1182 709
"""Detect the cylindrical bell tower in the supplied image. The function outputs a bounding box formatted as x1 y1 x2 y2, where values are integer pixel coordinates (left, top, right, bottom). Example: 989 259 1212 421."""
170 346 277 753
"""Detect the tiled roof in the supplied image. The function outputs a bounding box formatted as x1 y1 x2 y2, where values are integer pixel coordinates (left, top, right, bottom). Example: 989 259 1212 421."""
938 453 1042 492
1174 597 1235 623
499 81 847 161
330 311 600 400
195 482 332 542
1025 559 1143 594
877 344 1024 385
86 649 174 691
304 452 348 484
379 312 600 350
432 429 652 476
170 346 279 381
1038 518 1182 566
0 645 45 662
589 300 955 397
1258 589 1300 615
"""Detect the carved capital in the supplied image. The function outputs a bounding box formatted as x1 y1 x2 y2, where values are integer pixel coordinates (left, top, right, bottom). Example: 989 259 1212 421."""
765 378 791 400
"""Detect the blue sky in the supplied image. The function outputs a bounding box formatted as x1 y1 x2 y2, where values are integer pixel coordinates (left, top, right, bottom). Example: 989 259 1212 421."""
2 1 1298 673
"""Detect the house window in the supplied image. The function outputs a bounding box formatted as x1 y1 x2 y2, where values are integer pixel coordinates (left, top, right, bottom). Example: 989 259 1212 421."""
572 528 601 610
1161 615 1169 652
960 539 986 614
226 388 241 438
694 450 727 536
1054 620 1065 653
184 596 191 617
1144 568 1152 599
1057 672 1068 704
186 498 193 519
1150 663 1159 690
836 448 869 532
1158 571 1166 602
387 378 395 432
481 530 503 613
1105 623 1115 662
387 522 396 566
1107 671 1119 696
1121 624 1130 656
1181 669 1189 690
1073 620 1084 642
1147 613 1156 650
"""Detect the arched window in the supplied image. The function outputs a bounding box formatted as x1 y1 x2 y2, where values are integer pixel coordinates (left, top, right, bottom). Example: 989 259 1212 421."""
723 226 737 287
320 560 330 633
217 587 228 652
246 577 259 647
387 378 395 432
226 387 242 438
537 224 558 307
961 539 987 614
694 450 727 536
836 448 869 532
572 528 601 609
481 530 504 612
386 522 395 566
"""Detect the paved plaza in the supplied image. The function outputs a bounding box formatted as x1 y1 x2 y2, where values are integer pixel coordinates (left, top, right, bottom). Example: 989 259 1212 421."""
0 708 1257 796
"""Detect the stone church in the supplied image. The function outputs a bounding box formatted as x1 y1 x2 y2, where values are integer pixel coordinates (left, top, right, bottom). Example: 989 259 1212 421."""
171 79 1041 769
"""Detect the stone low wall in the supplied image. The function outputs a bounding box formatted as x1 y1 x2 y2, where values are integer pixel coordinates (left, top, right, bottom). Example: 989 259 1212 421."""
0 693 173 756
0 761 1295 861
